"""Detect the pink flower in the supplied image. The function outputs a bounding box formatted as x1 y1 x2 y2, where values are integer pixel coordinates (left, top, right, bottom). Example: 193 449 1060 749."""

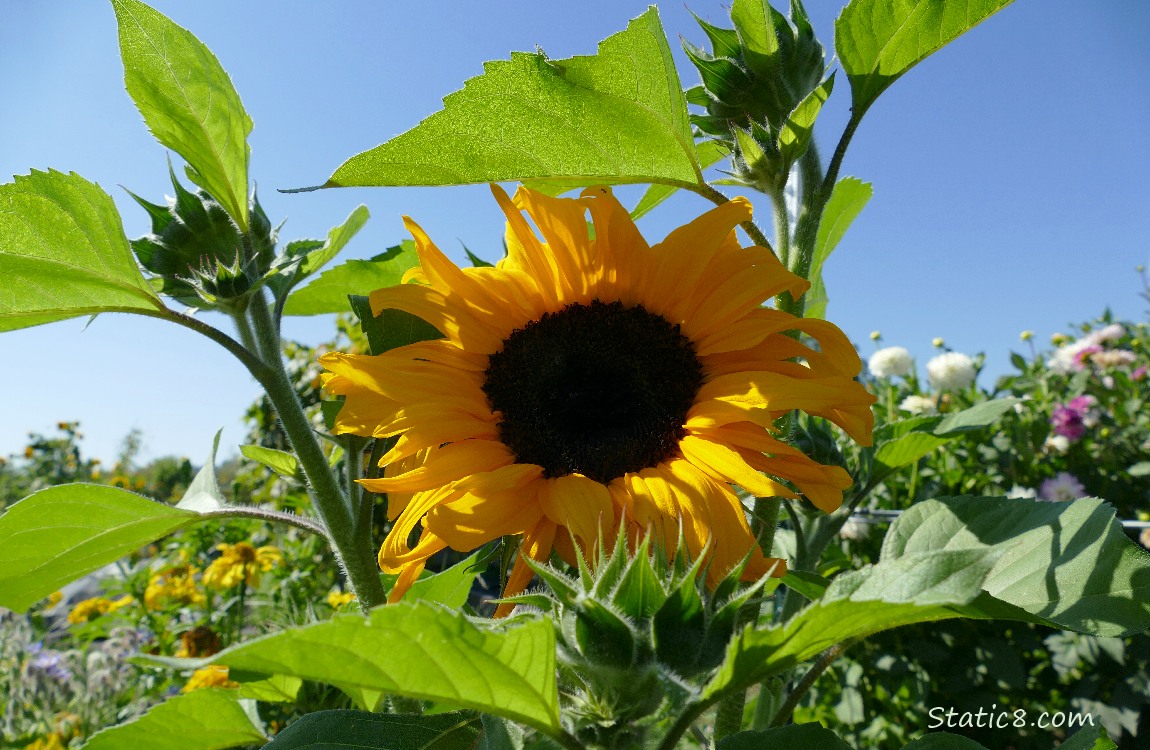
1133 366 1148 382
1049 395 1098 441
1039 472 1086 502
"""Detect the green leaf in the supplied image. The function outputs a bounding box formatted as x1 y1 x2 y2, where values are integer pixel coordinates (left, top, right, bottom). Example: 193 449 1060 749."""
0 169 166 332
1126 461 1150 477
718 723 852 749
704 547 1000 699
900 734 990 749
239 445 300 480
781 569 831 602
234 674 301 704
404 552 484 610
1058 723 1116 750
777 73 835 167
267 206 370 301
80 689 265 750
349 295 444 356
321 9 699 192
149 603 560 733
630 140 730 220
262 710 481 750
882 496 1150 637
176 429 226 512
112 0 253 231
933 397 1021 435
835 0 1017 117
477 714 526 750
0 484 197 612
870 399 1019 482
283 242 420 316
805 176 871 320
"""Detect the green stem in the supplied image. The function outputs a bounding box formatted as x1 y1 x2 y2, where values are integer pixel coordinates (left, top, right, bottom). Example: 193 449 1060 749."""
654 699 712 750
713 602 763 741
205 505 329 538
247 291 387 608
771 637 860 727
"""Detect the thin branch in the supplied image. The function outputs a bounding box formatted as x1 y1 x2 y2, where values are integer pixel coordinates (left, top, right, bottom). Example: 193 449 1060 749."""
206 505 329 538
771 637 861 727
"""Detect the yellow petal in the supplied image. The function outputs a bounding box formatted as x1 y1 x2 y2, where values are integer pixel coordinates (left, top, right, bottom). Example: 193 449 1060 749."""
359 439 515 494
536 474 616 552
494 519 559 618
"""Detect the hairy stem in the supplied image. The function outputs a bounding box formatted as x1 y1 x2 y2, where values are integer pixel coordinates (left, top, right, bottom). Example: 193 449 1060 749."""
205 505 329 538
247 291 387 608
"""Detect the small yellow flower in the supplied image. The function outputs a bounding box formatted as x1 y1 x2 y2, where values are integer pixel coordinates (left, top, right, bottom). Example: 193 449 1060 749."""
1051 332 1070 346
869 330 881 341
66 595 134 625
181 665 238 692
46 591 63 608
1020 330 1033 341
202 542 282 590
25 734 67 750
326 590 357 609
144 563 206 610
932 337 945 348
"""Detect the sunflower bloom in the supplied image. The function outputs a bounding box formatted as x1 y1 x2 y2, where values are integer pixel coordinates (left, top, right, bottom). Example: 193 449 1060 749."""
322 185 874 615
201 542 281 590
144 562 206 610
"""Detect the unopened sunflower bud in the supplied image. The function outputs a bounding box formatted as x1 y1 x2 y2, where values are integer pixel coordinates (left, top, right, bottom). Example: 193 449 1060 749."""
128 166 276 307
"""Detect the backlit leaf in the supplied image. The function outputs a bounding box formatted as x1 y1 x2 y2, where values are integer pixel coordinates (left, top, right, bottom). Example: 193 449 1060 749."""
0 484 197 612
804 176 871 320
283 242 419 316
321 9 700 192
149 603 560 733
0 170 166 332
80 690 265 750
112 0 253 230
836 0 1017 116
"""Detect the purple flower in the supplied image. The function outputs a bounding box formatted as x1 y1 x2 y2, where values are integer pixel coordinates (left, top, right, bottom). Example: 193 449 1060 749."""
1050 395 1098 441
27 646 73 682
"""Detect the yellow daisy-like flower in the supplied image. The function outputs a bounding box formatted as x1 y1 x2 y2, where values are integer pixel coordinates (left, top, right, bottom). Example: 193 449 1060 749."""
144 562 206 610
66 594 134 625
181 664 238 693
25 734 67 750
326 590 357 609
201 542 281 590
322 186 875 615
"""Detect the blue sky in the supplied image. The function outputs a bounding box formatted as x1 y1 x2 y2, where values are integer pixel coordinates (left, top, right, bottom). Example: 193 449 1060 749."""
2 1 1148 465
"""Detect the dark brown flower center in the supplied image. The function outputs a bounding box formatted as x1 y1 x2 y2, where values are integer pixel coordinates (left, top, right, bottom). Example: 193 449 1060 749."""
482 300 704 483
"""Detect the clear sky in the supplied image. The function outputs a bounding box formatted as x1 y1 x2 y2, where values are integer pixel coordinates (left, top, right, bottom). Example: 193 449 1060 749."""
2 1 1148 465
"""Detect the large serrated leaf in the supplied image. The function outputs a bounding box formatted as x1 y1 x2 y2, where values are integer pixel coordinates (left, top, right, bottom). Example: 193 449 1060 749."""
148 603 560 733
0 170 166 332
883 496 1150 637
0 484 198 612
835 0 1017 117
112 0 252 231
283 241 420 316
705 547 1000 699
80 689 266 750
321 9 699 191
263 710 481 750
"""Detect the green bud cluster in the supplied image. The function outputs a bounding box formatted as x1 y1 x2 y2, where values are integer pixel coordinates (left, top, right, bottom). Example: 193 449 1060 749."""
684 0 829 191
128 165 277 309
502 531 771 749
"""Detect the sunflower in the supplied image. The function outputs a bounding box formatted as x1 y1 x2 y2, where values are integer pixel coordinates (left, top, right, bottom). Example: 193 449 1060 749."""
321 185 874 615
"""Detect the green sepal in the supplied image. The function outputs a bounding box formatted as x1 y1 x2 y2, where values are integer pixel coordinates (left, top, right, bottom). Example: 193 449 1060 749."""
574 598 639 669
652 577 706 674
611 538 668 620
349 295 443 357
